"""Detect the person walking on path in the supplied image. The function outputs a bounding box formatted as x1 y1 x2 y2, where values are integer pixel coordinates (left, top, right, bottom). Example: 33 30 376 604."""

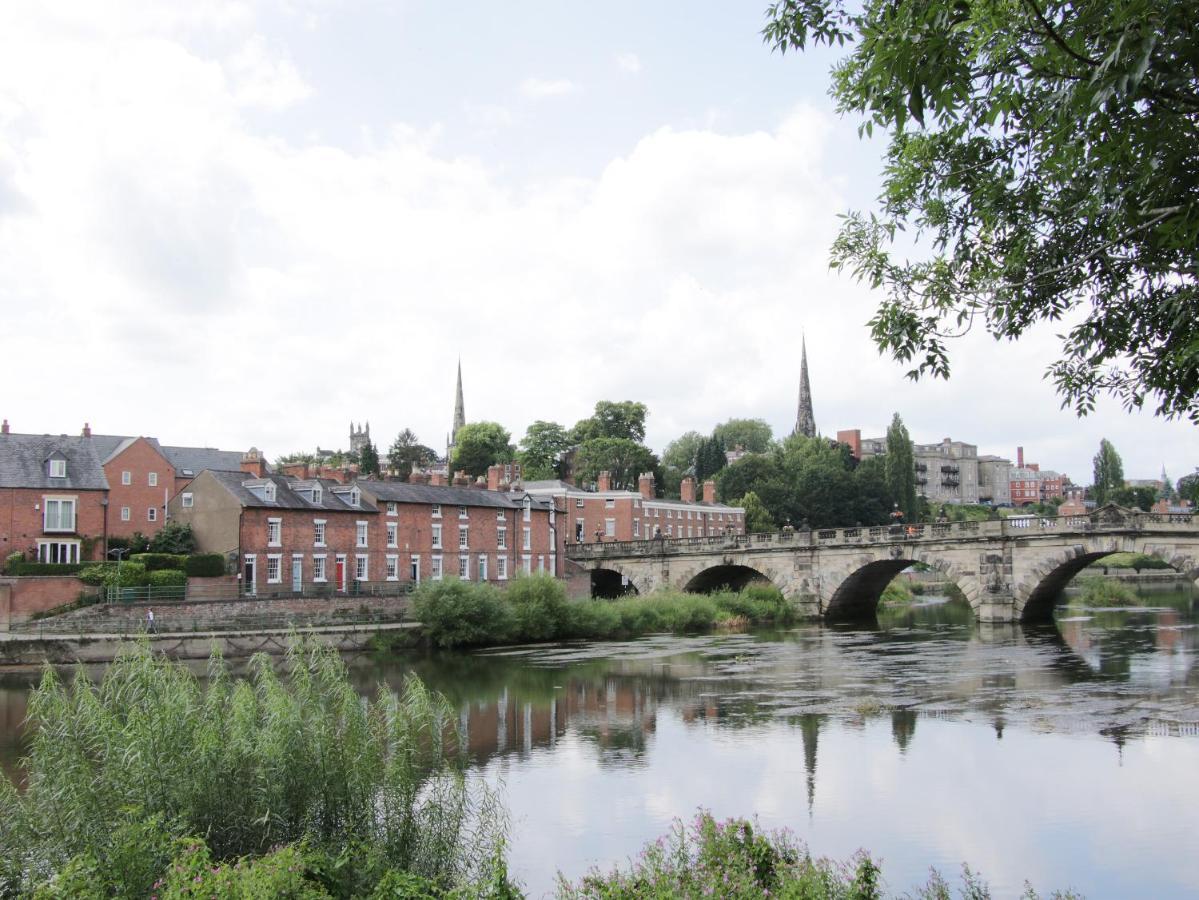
146 608 156 634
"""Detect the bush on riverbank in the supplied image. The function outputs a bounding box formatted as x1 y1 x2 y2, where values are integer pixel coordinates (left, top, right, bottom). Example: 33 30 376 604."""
0 639 511 897
1075 575 1139 606
412 576 797 649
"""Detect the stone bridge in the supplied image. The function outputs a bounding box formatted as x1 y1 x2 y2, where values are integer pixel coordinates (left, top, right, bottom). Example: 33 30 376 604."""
565 506 1199 623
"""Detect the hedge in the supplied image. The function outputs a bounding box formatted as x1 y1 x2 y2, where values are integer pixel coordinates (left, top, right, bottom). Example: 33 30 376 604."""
6 562 87 577
147 570 188 587
185 554 226 577
130 553 187 572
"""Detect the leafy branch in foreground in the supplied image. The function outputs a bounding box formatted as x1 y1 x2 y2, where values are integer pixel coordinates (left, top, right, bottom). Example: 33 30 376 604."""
0 639 509 897
765 0 1199 422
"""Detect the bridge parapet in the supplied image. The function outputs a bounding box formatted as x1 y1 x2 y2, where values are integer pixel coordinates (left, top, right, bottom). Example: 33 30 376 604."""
565 509 1196 561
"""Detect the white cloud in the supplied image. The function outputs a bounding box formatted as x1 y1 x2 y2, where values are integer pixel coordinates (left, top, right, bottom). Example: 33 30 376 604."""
519 76 580 99
615 52 642 74
227 38 311 109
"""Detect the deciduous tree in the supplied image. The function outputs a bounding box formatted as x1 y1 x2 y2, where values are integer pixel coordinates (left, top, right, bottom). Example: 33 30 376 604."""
570 401 648 444
518 421 571 481
387 429 437 481
884 414 917 520
451 422 514 479
765 0 1199 422
1092 439 1125 506
712 418 773 454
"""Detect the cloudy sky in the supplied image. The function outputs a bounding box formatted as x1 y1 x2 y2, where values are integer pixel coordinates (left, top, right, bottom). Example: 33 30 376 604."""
1 1 1193 483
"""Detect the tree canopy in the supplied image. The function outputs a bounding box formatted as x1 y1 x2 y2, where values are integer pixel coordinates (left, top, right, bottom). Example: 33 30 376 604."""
884 414 917 520
570 401 649 444
712 418 774 454
571 438 659 492
518 421 571 481
451 422 514 479
765 0 1199 422
386 429 437 481
358 440 380 477
661 431 706 497
1092 438 1125 505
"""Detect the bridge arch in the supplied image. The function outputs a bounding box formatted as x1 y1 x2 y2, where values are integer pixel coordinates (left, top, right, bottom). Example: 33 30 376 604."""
590 566 641 599
683 563 776 594
1017 543 1199 623
824 552 976 623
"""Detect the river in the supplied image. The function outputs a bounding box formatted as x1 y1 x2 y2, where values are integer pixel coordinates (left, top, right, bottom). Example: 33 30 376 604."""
2 585 1197 897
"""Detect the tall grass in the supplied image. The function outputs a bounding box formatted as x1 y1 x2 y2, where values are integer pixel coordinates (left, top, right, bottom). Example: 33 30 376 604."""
1075 575 1139 606
412 575 798 649
0 639 509 897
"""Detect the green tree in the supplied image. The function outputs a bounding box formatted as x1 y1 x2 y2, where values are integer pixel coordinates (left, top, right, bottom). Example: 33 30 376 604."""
358 439 380 476
884 414 917 520
1092 439 1125 505
148 522 195 554
386 429 437 481
661 431 706 497
737 491 776 533
1112 485 1156 511
1178 473 1199 506
695 435 727 483
848 454 892 525
518 421 571 481
765 0 1199 422
451 422 514 478
570 401 649 444
712 418 773 454
571 438 658 491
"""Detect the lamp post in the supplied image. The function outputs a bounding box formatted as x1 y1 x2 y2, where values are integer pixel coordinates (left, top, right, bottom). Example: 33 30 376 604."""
108 546 129 602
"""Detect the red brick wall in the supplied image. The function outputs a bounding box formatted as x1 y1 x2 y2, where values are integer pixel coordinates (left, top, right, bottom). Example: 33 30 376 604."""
0 487 108 562
103 438 176 538
0 576 98 625
238 507 369 596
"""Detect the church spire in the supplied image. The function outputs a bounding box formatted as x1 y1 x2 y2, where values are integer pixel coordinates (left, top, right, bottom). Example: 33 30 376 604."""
793 337 816 438
452 359 465 439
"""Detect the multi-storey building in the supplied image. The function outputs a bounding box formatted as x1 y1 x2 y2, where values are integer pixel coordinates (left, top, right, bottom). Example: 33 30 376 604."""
1007 447 1067 506
977 455 1012 505
912 438 980 505
169 470 556 595
0 426 110 563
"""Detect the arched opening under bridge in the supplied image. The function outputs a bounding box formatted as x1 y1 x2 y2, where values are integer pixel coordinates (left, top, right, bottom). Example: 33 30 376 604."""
591 568 639 600
683 564 774 594
1020 550 1188 623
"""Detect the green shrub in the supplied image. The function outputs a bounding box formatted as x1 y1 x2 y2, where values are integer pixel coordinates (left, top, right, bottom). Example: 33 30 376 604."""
185 553 226 577
881 579 914 604
1076 575 1138 606
2 640 510 897
147 570 187 587
130 553 187 572
565 601 623 639
7 562 87 577
148 522 196 554
82 562 148 588
507 574 571 641
78 563 117 586
412 579 513 648
4 551 24 575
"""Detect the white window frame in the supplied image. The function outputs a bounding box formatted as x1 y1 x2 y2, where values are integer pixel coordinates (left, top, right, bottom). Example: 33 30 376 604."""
458 555 469 579
431 524 442 549
181 493 193 509
48 459 66 478
349 488 361 507
386 521 398 548
497 555 508 580
387 502 398 516
496 508 506 521
459 505 469 518
497 526 507 549
37 539 80 564
431 555 443 580
147 507 157 523
410 555 421 582
605 498 615 509
266 554 283 584
605 518 616 537
244 554 257 596
313 554 327 582
386 554 399 581
521 554 532 574
523 498 531 522
537 555 544 572
522 526 531 550
121 470 132 485
120 506 131 522
314 519 326 547
575 498 585 509
356 520 368 548
431 504 442 518
633 520 640 538
263 482 277 502
355 554 368 581
267 517 282 547
148 472 158 487
312 485 322 504
42 497 76 533
458 525 469 549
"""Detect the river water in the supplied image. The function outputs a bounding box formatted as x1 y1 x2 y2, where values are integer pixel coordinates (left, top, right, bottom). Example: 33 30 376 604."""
2 585 1197 897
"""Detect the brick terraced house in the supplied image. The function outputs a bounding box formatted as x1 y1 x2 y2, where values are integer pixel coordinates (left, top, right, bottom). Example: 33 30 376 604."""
0 426 109 563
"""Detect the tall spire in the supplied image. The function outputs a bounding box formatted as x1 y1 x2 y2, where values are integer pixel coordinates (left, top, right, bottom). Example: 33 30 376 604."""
452 359 465 440
794 337 816 438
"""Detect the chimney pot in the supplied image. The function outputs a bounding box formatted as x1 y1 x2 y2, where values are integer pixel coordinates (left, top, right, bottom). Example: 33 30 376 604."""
680 477 696 504
82 422 91 438
487 465 502 492
597 470 612 492
702 479 716 504
638 471 655 500
1 419 8 435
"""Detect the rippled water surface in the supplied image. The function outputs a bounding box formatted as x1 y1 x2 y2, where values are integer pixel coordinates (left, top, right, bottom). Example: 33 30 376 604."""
2 586 1198 897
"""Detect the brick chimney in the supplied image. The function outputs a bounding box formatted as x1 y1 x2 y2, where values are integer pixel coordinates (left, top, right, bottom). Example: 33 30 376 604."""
702 479 716 504
1 419 8 435
81 422 91 438
240 447 267 478
471 476 487 489
429 472 447 487
638 472 655 500
680 477 696 504
281 461 310 480
1017 446 1024 468
597 470 611 492
452 470 470 486
487 465 502 491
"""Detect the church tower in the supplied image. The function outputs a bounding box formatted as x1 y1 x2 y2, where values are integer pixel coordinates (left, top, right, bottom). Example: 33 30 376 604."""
793 338 816 438
447 360 466 462
349 421 370 455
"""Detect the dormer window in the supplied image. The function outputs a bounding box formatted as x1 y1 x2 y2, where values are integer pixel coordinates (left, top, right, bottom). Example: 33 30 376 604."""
263 483 277 502
312 486 322 504
349 488 360 507
48 459 66 478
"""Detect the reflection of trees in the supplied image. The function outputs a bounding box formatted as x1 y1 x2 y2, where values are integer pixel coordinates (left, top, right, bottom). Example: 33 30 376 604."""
891 709 917 752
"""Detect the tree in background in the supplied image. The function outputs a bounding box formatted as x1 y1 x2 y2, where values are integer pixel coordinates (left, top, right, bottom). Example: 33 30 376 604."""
571 438 659 491
386 429 437 481
712 418 773 454
694 434 727 483
358 440 381 477
451 422 514 479
884 414 917 520
518 421 571 481
661 431 706 497
765 0 1199 422
148 522 196 554
738 491 775 533
1112 485 1156 511
570 400 648 444
1092 439 1125 505
1178 473 1199 506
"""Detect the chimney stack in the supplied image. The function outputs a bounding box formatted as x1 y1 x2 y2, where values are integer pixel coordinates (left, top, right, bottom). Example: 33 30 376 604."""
82 422 91 438
1017 446 1024 468
597 470 611 492
487 465 502 492
429 472 447 486
680 477 696 504
638 472 655 500
1 419 8 435
702 479 716 504
452 470 470 486
240 447 267 478
281 461 310 480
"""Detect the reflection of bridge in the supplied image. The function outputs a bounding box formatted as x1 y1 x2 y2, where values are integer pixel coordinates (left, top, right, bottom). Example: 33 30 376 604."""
566 506 1199 623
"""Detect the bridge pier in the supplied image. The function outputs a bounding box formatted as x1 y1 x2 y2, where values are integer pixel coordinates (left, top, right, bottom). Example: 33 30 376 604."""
975 591 1017 624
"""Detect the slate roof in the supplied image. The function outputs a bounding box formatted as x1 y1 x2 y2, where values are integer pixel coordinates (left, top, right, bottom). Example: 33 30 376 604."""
523 479 741 510
359 480 552 510
0 433 110 490
205 471 376 512
160 446 247 476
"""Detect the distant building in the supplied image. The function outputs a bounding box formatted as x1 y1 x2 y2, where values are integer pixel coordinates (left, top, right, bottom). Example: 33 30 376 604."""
793 339 816 438
977 455 1012 505
912 438 980 505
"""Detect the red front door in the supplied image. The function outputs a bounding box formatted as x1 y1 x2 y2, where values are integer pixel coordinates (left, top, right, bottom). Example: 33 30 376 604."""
335 558 345 592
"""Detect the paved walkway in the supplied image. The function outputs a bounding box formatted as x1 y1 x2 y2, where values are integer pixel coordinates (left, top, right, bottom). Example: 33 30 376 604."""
0 620 421 643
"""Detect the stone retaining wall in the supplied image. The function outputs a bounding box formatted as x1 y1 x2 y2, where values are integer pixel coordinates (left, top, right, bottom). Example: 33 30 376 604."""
0 576 98 627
